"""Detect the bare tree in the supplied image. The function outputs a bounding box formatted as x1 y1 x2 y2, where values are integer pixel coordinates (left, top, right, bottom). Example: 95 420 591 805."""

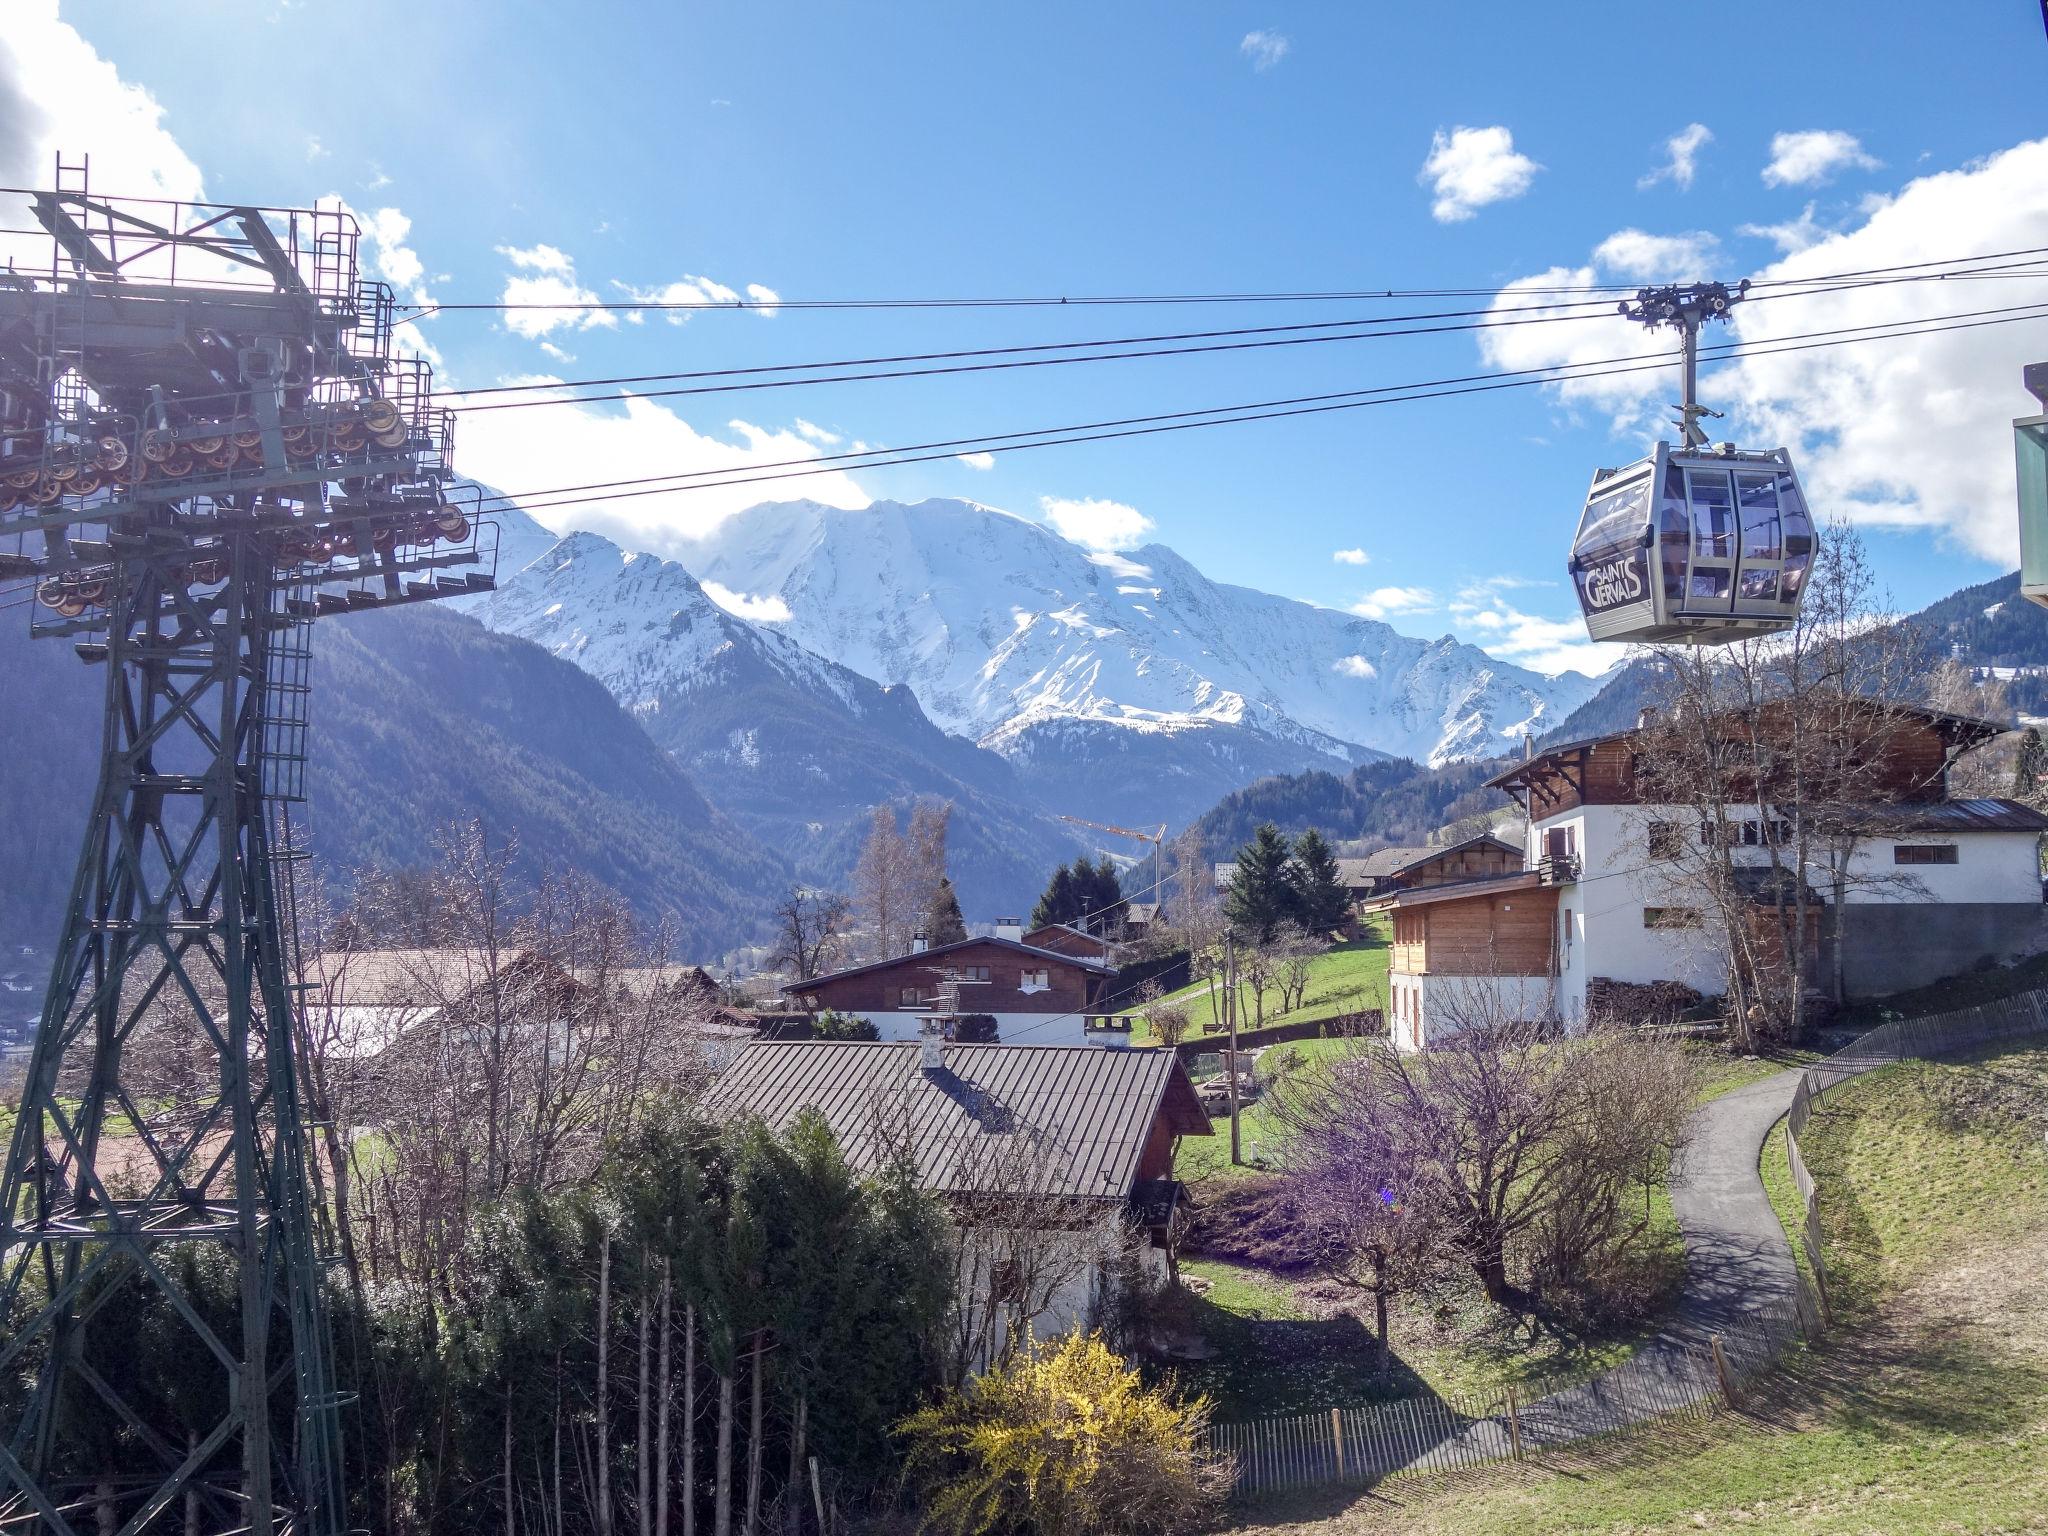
1629 526 1941 1038
905 799 954 939
867 1091 1135 1384
852 805 912 961
1270 990 1697 1316
768 885 850 983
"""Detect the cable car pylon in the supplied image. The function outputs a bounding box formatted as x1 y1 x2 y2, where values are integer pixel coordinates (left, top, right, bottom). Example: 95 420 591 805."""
0 164 495 1533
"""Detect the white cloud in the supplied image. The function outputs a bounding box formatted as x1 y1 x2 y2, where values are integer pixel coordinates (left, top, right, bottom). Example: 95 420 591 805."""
622 273 780 325
1450 582 1611 676
1332 654 1378 679
1039 495 1155 551
1239 30 1290 71
1481 137 2048 564
1349 586 1436 620
1420 126 1540 222
1762 130 1880 188
458 383 869 550
496 244 618 339
1476 262 1670 419
701 581 793 623
1639 123 1712 190
305 135 327 161
1331 547 1370 565
1739 202 1830 255
1592 227 1720 280
956 451 997 470
794 419 841 446
539 341 573 362
0 2 206 275
1722 136 2048 561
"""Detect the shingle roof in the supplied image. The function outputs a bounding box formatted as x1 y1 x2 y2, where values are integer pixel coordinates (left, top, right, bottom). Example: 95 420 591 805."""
705 1041 1210 1201
1342 849 1427 880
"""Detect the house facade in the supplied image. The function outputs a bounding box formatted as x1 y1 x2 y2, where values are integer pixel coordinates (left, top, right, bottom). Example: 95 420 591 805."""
1387 704 2048 1048
794 935 1115 1046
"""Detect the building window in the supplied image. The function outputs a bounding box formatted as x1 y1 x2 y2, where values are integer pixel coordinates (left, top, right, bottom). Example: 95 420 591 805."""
898 987 923 1008
1019 968 1049 992
1643 907 1702 929
959 964 991 982
1894 844 1959 866
1647 821 1683 859
1560 908 1573 960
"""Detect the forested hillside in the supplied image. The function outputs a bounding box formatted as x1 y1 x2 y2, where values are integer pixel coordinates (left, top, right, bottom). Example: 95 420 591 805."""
1187 755 1516 860
0 606 786 956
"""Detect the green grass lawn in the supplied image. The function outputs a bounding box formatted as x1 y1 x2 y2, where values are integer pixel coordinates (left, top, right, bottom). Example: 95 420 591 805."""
1228 1038 2048 1534
1140 919 1390 1043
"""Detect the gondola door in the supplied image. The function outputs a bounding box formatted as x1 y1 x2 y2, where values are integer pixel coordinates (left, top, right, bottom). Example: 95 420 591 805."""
1681 467 1738 617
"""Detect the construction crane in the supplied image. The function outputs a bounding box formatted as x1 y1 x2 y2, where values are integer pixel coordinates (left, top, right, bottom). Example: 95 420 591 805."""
1057 813 1169 923
0 164 494 1533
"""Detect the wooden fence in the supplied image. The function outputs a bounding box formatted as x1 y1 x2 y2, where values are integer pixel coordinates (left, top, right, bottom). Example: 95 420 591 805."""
1208 985 2048 1500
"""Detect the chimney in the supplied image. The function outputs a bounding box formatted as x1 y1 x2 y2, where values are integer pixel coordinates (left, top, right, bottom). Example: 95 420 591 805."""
911 934 928 954
1521 731 1534 761
1638 705 1660 731
994 917 1022 942
918 1015 945 1073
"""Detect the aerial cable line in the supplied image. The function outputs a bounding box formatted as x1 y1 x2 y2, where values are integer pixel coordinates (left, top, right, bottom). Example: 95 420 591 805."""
438 256 2048 405
379 241 2048 321
465 300 2048 520
445 265 2048 416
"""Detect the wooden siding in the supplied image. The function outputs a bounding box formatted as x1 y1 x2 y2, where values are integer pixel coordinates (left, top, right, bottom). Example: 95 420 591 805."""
801 940 1103 1016
1392 843 1523 890
1391 889 1560 978
1501 704 1964 819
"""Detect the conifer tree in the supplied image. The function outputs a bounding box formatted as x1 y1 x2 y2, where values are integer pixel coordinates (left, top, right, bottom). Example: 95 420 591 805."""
1288 829 1350 933
1224 823 1295 943
921 877 969 946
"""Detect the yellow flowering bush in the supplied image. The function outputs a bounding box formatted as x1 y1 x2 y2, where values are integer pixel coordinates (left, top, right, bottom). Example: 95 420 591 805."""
898 1329 1234 1535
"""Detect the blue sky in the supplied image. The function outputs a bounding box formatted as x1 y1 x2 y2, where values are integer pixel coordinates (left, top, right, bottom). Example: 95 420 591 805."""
12 0 2048 673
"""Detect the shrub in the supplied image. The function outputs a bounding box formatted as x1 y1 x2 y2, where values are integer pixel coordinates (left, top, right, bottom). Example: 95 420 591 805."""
812 1008 880 1041
952 1014 1000 1043
1149 1002 1192 1049
898 1330 1232 1535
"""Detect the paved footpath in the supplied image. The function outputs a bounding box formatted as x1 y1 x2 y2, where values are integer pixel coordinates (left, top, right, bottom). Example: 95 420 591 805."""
1399 1064 1819 1465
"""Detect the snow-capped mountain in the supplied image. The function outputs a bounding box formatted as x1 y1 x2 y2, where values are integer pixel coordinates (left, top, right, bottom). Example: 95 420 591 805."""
676 496 1596 787
470 531 1085 914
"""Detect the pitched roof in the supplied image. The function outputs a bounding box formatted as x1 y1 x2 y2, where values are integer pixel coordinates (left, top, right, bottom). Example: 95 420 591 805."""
1342 849 1427 880
705 1041 1210 1200
1818 797 2048 834
1383 870 1544 909
1490 702 2009 795
803 935 1115 988
1385 832 1523 877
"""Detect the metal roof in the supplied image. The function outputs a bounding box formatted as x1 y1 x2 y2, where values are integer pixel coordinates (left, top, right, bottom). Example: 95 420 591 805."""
705 1041 1210 1201
1819 797 2048 834
803 935 1114 989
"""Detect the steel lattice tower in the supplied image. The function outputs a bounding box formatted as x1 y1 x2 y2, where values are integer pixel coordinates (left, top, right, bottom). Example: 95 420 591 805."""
0 168 494 1532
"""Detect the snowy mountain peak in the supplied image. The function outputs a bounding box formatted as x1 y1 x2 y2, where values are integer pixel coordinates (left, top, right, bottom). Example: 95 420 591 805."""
677 495 1595 768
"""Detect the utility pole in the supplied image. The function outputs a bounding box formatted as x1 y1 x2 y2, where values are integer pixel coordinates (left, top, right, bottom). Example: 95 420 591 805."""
1224 929 1242 1166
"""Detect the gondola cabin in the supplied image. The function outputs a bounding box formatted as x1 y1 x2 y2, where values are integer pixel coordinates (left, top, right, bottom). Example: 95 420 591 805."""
1570 443 1816 645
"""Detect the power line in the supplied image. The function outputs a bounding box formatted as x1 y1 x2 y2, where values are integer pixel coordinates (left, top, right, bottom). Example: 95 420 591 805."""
465 299 2048 521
